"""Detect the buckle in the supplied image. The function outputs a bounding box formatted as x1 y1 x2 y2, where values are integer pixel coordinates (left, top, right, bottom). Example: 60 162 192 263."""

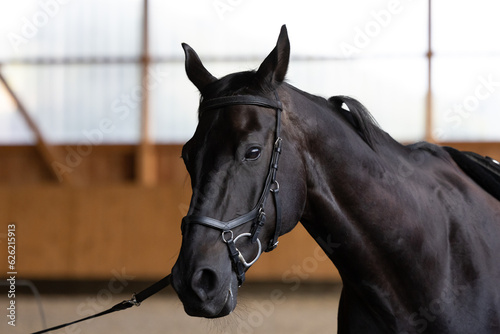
266 240 279 252
127 294 141 307
274 137 282 151
258 209 266 223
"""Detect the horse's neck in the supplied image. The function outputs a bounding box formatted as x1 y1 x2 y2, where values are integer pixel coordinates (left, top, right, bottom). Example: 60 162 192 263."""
288 86 429 287
284 86 500 328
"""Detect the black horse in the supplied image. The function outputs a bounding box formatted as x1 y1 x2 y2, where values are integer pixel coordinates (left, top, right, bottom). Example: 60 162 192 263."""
172 25 500 333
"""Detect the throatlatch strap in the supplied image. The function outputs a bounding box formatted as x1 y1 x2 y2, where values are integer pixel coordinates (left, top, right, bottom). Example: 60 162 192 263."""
32 274 172 334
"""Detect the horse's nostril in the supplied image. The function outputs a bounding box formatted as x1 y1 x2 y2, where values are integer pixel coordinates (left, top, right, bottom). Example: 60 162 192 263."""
191 268 218 301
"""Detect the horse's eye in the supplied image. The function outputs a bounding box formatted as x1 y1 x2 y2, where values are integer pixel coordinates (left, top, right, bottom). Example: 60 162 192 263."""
244 147 261 161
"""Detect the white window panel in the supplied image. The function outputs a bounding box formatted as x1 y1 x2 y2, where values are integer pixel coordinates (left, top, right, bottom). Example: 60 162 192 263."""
150 0 427 59
1 64 141 143
433 0 500 55
4 1 498 144
432 0 500 141
0 0 142 59
433 57 500 141
0 83 35 144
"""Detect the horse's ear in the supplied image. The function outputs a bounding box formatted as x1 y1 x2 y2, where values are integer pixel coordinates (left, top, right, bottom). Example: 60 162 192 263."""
256 25 290 84
182 43 217 92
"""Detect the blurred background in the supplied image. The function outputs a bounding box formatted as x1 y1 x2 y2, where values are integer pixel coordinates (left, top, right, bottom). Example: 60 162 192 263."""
1 0 499 333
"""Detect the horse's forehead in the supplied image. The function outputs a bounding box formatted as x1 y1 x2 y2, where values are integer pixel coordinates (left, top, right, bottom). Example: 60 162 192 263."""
201 106 267 136
228 107 265 132
184 107 268 161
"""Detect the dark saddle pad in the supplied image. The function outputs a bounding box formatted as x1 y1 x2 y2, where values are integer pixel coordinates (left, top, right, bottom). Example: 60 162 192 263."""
444 146 500 201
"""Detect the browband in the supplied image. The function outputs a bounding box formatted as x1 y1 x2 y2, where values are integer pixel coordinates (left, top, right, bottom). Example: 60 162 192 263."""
199 95 282 113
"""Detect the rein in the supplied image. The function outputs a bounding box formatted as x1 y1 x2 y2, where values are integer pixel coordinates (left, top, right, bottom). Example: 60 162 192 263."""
32 274 172 333
182 90 284 286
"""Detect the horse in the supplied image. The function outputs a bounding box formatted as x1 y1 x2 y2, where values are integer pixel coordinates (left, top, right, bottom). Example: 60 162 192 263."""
171 25 500 333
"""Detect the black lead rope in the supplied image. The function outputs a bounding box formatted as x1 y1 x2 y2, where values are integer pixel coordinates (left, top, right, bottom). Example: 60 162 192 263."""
32 274 172 334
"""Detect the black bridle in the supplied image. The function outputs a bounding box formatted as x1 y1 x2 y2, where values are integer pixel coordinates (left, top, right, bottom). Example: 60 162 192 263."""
181 90 284 286
32 91 284 334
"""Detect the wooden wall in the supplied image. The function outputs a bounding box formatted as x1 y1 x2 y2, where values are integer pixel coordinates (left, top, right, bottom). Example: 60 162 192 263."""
0 145 340 282
1 142 499 282
0 185 339 281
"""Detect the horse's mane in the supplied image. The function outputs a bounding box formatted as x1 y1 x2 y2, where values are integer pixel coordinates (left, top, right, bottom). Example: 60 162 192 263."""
328 95 384 150
286 83 385 150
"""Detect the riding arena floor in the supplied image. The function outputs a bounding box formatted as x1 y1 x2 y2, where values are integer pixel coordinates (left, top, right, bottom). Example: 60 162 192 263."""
4 282 342 334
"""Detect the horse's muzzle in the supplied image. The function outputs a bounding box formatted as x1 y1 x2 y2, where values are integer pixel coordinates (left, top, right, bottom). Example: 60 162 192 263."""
171 267 238 318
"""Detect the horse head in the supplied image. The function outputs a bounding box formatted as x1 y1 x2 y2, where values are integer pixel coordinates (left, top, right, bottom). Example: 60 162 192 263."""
171 25 306 318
